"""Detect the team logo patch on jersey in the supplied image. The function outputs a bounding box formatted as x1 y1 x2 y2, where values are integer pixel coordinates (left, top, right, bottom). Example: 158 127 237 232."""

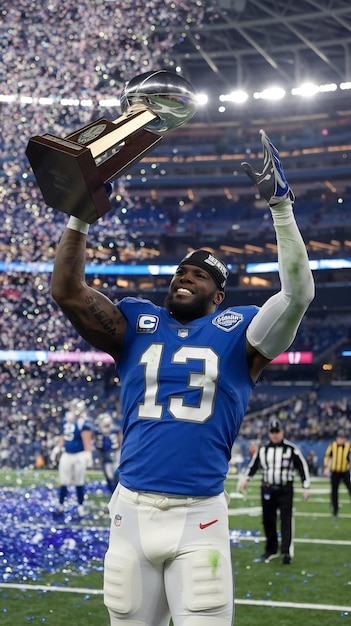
114 514 122 527
212 310 244 332
178 328 189 338
137 314 159 333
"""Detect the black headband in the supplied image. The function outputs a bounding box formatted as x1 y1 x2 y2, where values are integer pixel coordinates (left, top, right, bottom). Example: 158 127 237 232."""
178 249 228 290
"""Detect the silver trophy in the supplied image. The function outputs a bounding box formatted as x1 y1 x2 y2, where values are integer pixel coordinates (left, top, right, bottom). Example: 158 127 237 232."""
120 70 197 133
25 70 198 223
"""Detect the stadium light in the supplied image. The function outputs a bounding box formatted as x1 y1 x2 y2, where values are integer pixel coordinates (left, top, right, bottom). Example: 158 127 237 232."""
1 79 351 110
219 90 249 103
80 99 93 107
38 97 54 105
319 83 337 92
291 83 320 97
61 98 80 106
253 87 286 100
0 94 16 102
196 93 208 105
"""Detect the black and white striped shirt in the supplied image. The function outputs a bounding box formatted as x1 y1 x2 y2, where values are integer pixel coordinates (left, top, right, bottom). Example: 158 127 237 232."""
245 439 310 489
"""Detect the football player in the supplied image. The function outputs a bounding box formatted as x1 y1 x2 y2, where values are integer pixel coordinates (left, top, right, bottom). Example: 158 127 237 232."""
94 413 122 493
51 398 92 517
51 131 314 625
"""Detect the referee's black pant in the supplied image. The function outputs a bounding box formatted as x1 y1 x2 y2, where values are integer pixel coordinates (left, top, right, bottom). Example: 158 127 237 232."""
331 471 351 516
261 482 293 555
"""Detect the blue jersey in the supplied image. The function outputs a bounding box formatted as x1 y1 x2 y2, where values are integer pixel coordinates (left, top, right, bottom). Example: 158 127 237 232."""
116 298 259 496
94 428 120 463
61 417 91 454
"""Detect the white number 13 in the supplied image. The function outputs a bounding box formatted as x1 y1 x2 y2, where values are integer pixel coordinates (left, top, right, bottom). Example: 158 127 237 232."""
138 344 219 423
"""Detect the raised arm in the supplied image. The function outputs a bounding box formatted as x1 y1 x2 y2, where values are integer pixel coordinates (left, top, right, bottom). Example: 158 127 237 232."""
51 217 126 362
242 130 315 380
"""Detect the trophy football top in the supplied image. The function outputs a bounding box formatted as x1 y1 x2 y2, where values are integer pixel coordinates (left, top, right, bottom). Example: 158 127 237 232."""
120 69 198 133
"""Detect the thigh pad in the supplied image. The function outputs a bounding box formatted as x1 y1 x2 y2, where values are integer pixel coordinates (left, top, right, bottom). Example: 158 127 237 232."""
183 547 231 612
104 542 141 614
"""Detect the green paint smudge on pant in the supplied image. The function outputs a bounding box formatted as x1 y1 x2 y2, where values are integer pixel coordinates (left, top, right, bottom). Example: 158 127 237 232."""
208 549 220 576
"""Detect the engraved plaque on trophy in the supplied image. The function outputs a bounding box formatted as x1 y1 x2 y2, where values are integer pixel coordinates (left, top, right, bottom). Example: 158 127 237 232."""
25 70 198 223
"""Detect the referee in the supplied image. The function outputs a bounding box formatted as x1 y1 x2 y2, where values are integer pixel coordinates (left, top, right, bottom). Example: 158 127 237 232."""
323 430 351 517
239 417 310 564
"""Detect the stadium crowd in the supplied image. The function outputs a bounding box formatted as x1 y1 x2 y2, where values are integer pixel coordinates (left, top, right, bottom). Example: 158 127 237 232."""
2 4 351 269
1 0 203 99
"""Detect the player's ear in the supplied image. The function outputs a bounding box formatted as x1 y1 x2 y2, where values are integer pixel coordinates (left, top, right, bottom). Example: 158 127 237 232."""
214 290 225 305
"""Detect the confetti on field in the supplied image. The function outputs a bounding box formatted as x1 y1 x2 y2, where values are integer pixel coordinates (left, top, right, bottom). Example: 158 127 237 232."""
0 482 110 583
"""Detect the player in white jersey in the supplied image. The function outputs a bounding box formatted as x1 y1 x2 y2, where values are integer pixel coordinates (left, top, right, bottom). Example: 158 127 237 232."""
51 398 93 517
51 131 314 625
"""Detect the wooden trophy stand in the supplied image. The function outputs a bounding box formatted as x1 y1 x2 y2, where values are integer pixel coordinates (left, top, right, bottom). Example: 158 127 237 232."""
25 109 162 223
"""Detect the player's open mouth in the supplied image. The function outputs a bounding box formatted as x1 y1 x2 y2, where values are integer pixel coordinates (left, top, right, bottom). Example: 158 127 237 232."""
176 288 193 295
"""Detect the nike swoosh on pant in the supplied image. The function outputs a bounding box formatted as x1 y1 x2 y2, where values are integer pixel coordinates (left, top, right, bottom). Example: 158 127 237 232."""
199 519 218 529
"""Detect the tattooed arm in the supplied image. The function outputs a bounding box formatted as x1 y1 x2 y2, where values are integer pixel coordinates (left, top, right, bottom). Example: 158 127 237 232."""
51 227 126 362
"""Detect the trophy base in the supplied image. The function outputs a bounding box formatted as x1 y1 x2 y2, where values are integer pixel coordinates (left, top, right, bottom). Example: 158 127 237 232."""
26 135 110 223
25 115 162 223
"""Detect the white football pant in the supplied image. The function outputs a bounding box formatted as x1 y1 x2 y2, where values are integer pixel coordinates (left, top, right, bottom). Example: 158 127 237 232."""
104 485 234 626
58 451 87 485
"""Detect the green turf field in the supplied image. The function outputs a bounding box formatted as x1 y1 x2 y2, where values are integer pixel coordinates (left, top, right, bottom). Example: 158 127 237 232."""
0 469 350 625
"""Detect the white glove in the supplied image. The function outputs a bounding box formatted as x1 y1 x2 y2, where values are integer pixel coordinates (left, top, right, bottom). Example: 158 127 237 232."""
50 445 62 464
83 450 93 469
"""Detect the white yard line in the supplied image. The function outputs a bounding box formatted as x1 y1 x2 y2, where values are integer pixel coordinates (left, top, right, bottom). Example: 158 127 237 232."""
228 506 351 518
230 534 351 546
1 583 350 613
235 598 351 612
